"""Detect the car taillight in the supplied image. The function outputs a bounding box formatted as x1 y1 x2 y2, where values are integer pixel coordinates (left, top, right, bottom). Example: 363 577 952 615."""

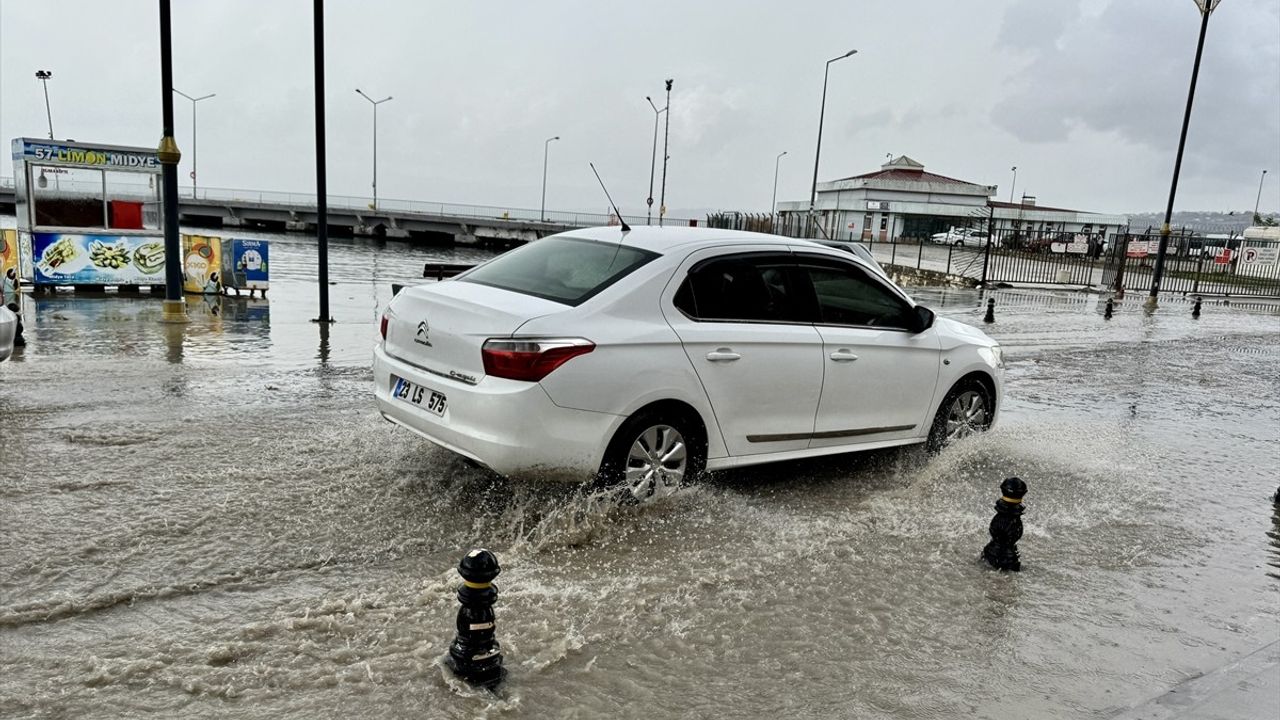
481 338 595 382
380 313 389 340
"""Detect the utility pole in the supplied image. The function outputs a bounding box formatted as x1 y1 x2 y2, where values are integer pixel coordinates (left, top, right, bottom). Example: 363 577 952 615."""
156 0 186 323
1148 0 1221 311
1009 166 1017 204
355 88 393 210
314 0 332 323
1253 169 1268 222
808 49 857 238
173 89 215 198
35 70 54 139
771 151 787 216
645 96 666 226
658 79 673 227
541 135 559 222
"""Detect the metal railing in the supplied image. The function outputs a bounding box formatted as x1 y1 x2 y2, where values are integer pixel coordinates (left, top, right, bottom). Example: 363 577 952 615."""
1105 230 1280 298
0 176 695 229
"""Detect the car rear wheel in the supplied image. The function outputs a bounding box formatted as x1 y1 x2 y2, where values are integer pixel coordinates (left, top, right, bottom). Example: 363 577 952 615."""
926 379 993 452
598 409 705 503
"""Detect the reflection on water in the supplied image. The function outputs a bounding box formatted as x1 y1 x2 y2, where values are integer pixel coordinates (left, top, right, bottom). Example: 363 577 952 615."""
9 230 496 369
1268 495 1280 581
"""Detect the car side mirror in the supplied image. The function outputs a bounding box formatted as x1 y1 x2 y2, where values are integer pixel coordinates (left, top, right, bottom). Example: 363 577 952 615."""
912 305 936 333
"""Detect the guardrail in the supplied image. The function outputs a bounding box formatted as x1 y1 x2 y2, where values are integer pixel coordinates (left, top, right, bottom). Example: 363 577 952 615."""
0 175 691 228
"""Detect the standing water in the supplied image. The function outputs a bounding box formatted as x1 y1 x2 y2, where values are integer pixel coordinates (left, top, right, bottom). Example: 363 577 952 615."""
1 227 1277 718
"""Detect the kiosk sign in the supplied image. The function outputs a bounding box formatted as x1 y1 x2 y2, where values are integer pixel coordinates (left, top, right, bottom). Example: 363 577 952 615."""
15 140 158 169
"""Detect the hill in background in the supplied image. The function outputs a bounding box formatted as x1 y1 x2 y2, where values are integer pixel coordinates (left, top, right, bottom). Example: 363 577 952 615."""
1125 210 1278 234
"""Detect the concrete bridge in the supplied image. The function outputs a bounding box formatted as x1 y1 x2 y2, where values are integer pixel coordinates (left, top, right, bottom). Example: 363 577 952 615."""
0 177 670 246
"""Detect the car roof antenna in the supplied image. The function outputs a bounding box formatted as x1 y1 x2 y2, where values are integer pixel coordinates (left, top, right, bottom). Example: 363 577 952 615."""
589 162 631 234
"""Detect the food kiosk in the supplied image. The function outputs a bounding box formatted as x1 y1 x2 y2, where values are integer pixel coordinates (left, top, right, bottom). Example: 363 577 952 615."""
8 137 268 297
10 137 166 291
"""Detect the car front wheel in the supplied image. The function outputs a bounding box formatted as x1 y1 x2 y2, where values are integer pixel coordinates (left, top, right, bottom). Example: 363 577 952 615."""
598 409 705 503
926 379 993 452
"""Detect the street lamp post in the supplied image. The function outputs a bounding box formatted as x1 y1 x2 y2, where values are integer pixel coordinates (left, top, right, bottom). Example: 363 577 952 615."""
645 96 667 226
173 89 215 198
156 0 186 323
1254 169 1269 222
355 88 392 210
1009 166 1017 204
771 151 787 217
541 135 560 222
658 79 673 227
1148 0 1222 310
808 49 857 238
35 70 54 139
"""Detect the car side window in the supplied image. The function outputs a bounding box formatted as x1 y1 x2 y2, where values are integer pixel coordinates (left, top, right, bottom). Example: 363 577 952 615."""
674 254 803 323
799 261 916 329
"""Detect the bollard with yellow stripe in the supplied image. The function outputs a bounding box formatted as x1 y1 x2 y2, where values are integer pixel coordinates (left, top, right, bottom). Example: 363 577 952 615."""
982 477 1027 572
444 548 506 688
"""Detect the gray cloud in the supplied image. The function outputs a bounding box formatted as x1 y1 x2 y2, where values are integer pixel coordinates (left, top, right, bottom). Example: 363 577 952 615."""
993 0 1280 188
0 0 1276 216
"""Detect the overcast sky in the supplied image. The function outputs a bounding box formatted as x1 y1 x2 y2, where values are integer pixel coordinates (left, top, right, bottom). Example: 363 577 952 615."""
1 0 1277 219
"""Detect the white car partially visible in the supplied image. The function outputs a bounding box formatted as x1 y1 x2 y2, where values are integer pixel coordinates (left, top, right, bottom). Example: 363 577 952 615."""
0 305 16 362
930 228 985 246
374 227 1003 501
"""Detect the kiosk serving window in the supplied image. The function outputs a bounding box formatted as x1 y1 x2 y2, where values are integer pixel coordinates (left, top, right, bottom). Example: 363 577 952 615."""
29 164 161 231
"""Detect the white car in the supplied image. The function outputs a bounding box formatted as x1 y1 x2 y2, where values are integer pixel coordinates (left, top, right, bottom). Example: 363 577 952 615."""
930 227 985 246
374 227 1003 500
0 305 16 362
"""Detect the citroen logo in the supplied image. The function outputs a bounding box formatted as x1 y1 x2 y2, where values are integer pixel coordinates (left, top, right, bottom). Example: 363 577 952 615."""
414 319 432 347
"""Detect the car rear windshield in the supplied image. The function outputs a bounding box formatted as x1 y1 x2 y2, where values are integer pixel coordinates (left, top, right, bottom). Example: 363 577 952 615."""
458 236 659 306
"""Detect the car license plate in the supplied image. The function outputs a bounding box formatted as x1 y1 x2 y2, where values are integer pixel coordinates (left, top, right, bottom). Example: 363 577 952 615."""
391 375 447 417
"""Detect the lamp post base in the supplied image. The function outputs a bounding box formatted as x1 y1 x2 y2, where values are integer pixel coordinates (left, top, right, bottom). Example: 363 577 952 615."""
159 299 190 324
1143 295 1159 313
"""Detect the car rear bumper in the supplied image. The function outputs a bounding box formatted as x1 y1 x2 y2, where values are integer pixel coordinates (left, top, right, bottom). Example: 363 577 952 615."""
373 344 620 482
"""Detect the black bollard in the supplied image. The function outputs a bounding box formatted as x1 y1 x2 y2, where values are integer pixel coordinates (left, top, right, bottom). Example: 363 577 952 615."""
1104 298 1114 320
1192 296 1202 319
983 297 995 324
7 303 24 347
444 548 505 689
982 477 1027 572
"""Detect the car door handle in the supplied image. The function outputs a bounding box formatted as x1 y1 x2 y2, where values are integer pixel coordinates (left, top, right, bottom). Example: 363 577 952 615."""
829 349 859 362
705 349 741 362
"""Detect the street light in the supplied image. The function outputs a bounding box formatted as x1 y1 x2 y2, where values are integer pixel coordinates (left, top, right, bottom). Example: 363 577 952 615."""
1254 169 1269 223
658 79 673 227
35 70 54 139
1009 166 1018 204
355 88 393 210
1147 0 1223 310
771 151 787 216
173 89 215 198
541 135 560 222
808 49 857 237
645 95 667 226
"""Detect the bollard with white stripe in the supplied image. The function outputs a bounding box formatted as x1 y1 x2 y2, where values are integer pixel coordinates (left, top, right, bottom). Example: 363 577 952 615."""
444 548 506 688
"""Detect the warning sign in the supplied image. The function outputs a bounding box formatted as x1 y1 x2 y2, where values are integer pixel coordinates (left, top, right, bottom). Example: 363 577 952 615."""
1241 246 1280 265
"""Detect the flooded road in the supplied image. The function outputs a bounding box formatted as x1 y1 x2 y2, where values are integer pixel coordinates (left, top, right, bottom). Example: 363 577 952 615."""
1 229 1278 718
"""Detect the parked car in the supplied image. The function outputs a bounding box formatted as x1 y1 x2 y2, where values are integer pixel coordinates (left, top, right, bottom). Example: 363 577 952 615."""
0 305 16 362
930 227 985 246
374 227 1004 501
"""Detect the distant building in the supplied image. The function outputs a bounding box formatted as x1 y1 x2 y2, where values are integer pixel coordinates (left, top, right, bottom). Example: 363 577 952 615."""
776 155 1128 242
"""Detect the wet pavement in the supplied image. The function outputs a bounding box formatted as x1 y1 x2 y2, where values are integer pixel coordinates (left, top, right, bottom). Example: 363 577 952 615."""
1 228 1278 719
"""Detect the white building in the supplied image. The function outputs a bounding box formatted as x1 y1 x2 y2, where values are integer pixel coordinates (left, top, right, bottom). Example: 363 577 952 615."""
777 155 1128 242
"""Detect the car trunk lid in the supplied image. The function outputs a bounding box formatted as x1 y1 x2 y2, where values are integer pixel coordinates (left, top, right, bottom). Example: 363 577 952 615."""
384 281 565 383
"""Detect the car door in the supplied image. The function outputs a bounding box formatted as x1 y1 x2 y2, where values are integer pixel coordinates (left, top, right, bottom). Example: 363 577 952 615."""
662 249 824 457
793 254 941 448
